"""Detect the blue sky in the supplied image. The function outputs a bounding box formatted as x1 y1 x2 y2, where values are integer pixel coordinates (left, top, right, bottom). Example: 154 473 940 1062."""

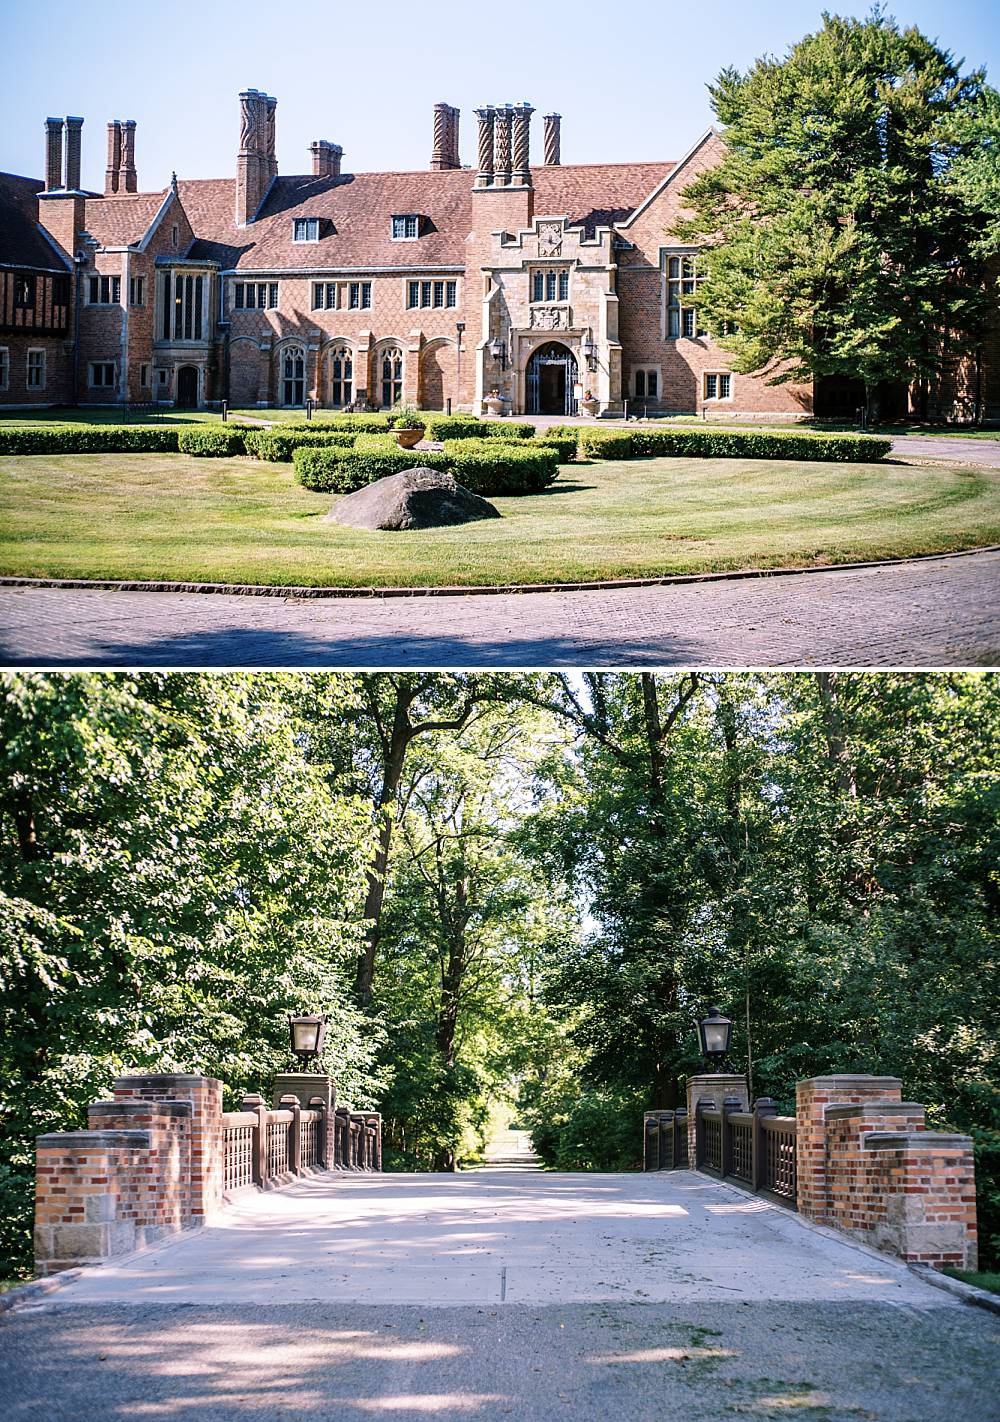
4 0 998 192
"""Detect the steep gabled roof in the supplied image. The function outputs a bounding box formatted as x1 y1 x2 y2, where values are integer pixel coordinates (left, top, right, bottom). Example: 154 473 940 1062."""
180 161 674 272
0 172 71 272
81 190 172 247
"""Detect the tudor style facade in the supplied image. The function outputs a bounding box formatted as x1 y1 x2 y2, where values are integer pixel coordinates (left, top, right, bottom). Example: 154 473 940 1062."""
1 95 997 420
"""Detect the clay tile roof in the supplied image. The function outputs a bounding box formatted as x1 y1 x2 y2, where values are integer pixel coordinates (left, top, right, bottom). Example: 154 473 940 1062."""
179 162 672 272
0 171 71 271
81 191 169 246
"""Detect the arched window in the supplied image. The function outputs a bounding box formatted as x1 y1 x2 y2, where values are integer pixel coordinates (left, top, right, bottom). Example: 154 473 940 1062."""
380 346 403 407
281 346 305 406
328 345 353 407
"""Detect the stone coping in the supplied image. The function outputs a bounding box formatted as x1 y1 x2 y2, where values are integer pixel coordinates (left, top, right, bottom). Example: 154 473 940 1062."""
115 1073 222 1088
90 1098 192 1118
800 1075 903 1088
825 1101 924 1119
864 1131 973 1149
37 1129 152 1149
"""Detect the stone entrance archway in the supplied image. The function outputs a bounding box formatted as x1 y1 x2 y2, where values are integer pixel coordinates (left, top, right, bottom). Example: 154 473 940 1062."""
526 341 578 416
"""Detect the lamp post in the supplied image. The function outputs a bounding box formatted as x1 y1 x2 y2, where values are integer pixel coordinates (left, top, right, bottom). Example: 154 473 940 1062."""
697 1006 733 1073
455 320 465 409
288 1013 327 1070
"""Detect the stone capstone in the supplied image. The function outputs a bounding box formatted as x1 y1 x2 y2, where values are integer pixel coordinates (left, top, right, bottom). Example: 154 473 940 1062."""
327 468 501 531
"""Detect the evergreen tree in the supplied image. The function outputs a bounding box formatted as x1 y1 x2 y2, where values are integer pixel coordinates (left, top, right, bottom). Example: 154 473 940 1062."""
672 11 991 417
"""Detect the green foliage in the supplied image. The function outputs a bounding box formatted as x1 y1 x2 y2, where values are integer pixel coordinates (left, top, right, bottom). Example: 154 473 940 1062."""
421 415 487 440
322 414 393 432
672 13 992 405
0 425 179 455
947 85 1000 258
577 426 890 462
0 673 385 1277
534 436 578 464
388 403 425 431
526 1087 647 1171
176 426 248 457
293 442 559 496
243 428 357 461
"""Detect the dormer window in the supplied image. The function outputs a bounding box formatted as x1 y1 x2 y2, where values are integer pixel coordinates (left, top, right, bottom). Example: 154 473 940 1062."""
293 218 320 242
391 214 419 240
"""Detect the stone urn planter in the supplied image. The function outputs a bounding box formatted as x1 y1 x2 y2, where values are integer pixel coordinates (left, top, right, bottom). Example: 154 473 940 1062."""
393 425 425 450
484 394 504 417
580 396 600 418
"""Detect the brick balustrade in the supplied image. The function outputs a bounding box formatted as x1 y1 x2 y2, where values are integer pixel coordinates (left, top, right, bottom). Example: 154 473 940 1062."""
34 1071 383 1277
655 1071 979 1271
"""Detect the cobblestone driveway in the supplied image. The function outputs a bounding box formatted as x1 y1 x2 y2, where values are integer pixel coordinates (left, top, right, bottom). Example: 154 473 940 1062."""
2 550 998 667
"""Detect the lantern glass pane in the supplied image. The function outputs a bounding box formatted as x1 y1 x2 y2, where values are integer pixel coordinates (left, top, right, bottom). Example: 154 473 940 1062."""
702 1021 729 1054
292 1021 319 1053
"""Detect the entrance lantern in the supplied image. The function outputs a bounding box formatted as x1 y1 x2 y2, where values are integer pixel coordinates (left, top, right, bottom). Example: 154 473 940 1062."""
697 1006 733 1070
288 1013 327 1068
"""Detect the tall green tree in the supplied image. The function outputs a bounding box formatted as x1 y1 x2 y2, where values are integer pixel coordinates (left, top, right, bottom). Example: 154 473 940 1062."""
672 11 991 416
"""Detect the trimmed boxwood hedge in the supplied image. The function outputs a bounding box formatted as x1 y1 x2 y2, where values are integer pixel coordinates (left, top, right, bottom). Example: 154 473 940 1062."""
577 425 891 463
293 440 559 497
176 426 248 457
534 436 578 464
320 414 392 432
0 424 180 455
421 415 485 440
243 428 358 461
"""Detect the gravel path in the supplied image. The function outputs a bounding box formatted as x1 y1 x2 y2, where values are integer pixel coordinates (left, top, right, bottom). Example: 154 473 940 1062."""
3 549 998 668
2 1171 996 1421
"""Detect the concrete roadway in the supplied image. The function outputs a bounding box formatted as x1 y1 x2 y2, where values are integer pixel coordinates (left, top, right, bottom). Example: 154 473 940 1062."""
2 1169 997 1420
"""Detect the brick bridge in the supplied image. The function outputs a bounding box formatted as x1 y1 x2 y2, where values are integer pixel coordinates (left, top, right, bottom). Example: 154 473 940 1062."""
11 1069 992 1422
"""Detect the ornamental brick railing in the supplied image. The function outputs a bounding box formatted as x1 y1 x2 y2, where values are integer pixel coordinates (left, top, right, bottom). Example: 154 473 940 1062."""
641 1071 978 1271
35 1070 382 1278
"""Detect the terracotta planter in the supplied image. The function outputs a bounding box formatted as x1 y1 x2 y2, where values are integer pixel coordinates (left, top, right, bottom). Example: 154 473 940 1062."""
394 426 425 449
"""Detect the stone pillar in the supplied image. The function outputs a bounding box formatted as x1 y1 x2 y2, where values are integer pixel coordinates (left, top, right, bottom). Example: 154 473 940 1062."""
542 113 561 166
795 1075 902 1225
494 105 513 185
475 107 495 187
34 1129 152 1276
273 1072 334 1114
114 1073 224 1222
45 118 63 190
685 1073 749 1170
512 104 533 185
121 120 137 193
280 1095 302 1176
105 120 122 195
64 117 84 191
241 1093 269 1186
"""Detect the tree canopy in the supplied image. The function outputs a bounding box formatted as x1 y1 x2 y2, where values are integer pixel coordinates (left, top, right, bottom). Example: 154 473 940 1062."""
1 671 997 1276
671 11 993 411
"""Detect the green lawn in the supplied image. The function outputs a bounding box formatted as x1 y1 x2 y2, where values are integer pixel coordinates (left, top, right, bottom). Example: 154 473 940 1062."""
943 1269 1000 1296
1 451 998 589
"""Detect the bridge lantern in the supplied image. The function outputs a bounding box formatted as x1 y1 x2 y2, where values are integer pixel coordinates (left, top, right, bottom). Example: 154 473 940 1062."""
697 1006 733 1068
288 1013 327 1068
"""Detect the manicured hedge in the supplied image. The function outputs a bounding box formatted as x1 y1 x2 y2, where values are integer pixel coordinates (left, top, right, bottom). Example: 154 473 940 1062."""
576 425 891 463
534 436 578 464
0 424 180 455
293 441 559 497
176 426 248 457
320 414 393 432
243 428 357 461
483 420 536 440
421 415 485 440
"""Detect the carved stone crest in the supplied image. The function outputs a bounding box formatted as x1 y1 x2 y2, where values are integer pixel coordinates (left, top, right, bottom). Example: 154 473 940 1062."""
530 306 570 330
537 221 562 257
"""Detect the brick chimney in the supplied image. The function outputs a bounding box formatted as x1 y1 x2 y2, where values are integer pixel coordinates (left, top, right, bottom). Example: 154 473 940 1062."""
45 118 63 190
430 103 460 170
310 140 343 179
105 120 122 194
236 89 277 226
121 120 137 193
543 113 561 166
64 117 84 191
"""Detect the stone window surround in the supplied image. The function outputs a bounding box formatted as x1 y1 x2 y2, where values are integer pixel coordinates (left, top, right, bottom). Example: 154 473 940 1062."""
631 366 661 401
26 347 46 390
89 360 117 388
406 278 458 310
661 245 704 342
704 370 733 400
129 274 145 307
530 267 570 304
87 273 121 306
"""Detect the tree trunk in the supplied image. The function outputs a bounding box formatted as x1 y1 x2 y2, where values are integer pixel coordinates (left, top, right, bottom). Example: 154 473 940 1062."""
815 672 857 798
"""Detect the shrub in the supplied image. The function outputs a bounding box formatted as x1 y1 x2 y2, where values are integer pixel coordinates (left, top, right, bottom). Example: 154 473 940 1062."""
577 428 637 460
243 428 357 461
176 426 247 457
421 414 486 441
0 425 179 455
481 420 536 440
321 414 392 432
294 441 559 497
630 427 892 463
535 435 578 464
526 1087 646 1171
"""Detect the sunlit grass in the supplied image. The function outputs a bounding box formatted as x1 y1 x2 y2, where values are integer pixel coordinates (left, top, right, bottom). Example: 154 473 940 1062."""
2 450 999 589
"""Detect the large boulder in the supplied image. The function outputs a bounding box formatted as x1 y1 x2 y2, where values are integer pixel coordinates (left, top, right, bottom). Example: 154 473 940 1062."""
328 467 501 531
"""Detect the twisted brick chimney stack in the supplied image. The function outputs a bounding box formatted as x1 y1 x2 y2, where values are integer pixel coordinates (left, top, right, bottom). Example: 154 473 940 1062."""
236 89 277 226
430 103 460 170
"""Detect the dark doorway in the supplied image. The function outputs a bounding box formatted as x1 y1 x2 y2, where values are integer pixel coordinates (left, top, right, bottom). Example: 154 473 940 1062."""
176 366 199 408
526 342 578 416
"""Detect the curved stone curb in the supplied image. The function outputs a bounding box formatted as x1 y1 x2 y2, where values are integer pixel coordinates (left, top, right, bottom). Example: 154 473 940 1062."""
2 544 998 602
908 1262 1000 1317
0 1269 81 1312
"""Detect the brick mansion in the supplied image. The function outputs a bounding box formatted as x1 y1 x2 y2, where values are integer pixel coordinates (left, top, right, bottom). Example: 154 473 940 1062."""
1 93 996 419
